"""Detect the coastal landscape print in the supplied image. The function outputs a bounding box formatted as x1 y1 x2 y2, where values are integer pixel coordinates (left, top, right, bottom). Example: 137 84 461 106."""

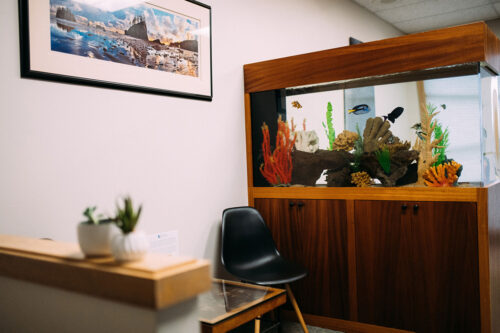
50 0 200 77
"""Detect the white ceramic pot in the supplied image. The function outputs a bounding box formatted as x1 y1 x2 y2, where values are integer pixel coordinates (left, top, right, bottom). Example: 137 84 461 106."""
77 222 120 257
111 231 149 262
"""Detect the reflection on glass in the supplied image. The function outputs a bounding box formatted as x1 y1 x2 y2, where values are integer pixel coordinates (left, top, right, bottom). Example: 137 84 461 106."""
198 280 277 324
250 67 498 187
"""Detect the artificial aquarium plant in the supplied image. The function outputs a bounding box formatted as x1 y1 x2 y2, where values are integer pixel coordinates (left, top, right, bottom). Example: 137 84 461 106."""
322 102 335 150
413 103 445 184
114 196 142 234
429 104 449 166
375 147 391 174
260 115 297 186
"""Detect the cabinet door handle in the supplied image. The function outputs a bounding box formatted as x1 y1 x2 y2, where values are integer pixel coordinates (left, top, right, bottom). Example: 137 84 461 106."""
297 201 305 208
401 204 407 211
289 201 295 208
413 204 419 213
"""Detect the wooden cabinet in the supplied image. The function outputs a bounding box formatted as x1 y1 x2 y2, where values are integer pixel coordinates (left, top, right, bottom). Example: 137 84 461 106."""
355 200 480 332
251 192 494 333
254 198 349 319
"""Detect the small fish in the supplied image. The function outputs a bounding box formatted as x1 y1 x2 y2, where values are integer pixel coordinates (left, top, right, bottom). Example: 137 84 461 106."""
348 104 370 115
291 101 302 109
383 106 404 123
441 104 446 110
411 123 426 140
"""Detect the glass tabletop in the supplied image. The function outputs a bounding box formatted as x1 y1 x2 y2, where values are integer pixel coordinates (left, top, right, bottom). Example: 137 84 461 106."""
198 279 285 325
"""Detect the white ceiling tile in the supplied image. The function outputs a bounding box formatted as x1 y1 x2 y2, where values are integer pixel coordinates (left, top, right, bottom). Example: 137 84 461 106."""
353 0 425 12
493 2 500 13
396 5 499 33
376 0 491 23
351 0 500 34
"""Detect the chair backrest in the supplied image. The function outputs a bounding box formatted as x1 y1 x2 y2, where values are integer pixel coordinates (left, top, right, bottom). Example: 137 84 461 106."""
221 207 279 271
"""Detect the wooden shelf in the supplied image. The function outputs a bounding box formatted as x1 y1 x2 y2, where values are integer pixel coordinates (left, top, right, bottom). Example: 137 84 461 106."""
249 185 485 204
0 234 211 309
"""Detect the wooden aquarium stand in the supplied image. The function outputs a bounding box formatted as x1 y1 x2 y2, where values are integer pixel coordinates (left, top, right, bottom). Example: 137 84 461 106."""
243 22 500 333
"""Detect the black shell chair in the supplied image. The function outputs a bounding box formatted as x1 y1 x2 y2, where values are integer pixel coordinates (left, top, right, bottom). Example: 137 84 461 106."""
221 206 309 333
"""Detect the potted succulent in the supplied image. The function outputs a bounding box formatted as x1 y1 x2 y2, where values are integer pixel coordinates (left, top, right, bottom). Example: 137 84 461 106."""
77 206 119 257
111 196 149 262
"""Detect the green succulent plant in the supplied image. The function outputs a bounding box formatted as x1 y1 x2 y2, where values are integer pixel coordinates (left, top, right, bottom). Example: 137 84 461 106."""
82 206 105 225
114 196 142 234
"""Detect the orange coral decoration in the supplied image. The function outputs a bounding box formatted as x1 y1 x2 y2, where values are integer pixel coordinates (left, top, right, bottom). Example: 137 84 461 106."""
260 116 297 186
423 161 462 187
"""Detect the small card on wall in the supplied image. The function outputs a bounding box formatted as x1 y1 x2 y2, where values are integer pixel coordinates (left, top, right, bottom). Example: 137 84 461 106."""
148 231 179 256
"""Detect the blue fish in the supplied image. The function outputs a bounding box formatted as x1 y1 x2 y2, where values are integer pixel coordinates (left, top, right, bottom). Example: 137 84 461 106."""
348 104 370 115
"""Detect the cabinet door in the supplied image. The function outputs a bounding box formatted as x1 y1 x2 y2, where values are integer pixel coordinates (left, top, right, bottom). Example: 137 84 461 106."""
254 198 349 319
356 200 480 333
355 200 416 330
411 201 480 333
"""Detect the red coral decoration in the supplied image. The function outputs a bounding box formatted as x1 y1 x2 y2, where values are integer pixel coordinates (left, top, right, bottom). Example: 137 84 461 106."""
260 116 297 186
423 160 462 187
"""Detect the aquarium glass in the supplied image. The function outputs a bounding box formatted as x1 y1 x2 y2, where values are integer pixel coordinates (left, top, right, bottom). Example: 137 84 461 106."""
250 65 499 187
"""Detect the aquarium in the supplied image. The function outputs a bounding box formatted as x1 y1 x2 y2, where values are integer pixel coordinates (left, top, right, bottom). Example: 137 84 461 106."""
249 64 500 188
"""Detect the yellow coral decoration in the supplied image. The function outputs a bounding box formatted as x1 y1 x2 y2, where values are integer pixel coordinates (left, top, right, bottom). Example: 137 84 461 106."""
423 161 461 187
351 171 373 187
332 130 359 151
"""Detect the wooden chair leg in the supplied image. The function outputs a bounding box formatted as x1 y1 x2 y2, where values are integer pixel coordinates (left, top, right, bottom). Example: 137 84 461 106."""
285 284 309 333
254 315 260 333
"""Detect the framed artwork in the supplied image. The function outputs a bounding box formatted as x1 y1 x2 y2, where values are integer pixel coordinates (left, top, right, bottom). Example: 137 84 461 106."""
18 0 212 100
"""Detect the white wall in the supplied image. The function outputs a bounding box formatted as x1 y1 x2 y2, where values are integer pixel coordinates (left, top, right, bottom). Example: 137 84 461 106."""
0 0 400 267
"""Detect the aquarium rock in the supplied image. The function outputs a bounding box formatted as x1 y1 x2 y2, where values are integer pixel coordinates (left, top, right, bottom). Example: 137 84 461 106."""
295 130 319 153
363 117 392 153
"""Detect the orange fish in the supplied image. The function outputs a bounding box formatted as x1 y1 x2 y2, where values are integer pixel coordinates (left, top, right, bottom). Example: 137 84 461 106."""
291 101 302 109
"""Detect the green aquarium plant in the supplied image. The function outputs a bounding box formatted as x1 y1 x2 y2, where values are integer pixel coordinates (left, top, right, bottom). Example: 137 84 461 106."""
351 124 364 173
375 147 391 174
114 196 142 234
322 102 335 150
427 103 449 166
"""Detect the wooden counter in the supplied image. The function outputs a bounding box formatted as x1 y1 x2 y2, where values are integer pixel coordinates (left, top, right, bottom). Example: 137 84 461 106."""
0 234 211 309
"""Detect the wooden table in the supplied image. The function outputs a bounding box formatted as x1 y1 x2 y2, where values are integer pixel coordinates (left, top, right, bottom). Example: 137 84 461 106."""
199 279 286 333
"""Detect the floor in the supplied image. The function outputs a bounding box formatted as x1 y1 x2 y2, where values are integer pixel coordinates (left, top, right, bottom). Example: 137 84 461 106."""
281 321 342 333
230 320 342 333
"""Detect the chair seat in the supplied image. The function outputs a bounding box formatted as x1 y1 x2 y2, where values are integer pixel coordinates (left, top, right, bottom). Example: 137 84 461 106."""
229 255 307 286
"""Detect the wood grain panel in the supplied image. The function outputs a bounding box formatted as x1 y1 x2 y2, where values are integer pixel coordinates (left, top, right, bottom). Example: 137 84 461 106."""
346 200 358 321
244 22 494 93
244 93 254 191
251 186 479 203
254 198 349 319
487 183 500 333
0 238 211 309
355 200 415 331
411 202 480 333
485 26 500 75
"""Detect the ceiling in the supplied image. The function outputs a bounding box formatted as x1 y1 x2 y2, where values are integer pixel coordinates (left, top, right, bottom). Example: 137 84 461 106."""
352 0 500 34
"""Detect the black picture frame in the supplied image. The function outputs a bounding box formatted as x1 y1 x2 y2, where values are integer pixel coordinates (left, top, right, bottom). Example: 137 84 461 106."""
18 0 212 101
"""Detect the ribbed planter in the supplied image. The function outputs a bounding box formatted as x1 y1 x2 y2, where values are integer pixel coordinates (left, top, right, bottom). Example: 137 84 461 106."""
111 231 149 262
77 221 120 257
